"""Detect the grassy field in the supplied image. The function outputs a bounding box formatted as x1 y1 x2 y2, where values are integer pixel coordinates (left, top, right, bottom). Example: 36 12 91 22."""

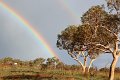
0 65 120 80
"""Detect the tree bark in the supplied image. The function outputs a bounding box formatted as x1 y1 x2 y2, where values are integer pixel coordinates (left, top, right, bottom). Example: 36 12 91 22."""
83 66 86 74
68 51 89 74
83 56 87 74
88 59 95 73
109 56 119 80
72 55 87 74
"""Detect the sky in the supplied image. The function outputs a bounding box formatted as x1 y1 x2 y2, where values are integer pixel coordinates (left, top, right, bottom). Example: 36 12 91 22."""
0 0 120 68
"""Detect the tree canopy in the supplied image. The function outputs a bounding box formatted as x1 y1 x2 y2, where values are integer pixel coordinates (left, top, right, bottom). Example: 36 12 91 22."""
57 4 120 80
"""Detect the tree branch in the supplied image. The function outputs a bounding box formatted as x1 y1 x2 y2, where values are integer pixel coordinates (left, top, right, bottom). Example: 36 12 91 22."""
117 39 120 42
95 47 112 53
76 51 81 59
88 43 113 53
112 41 119 57
97 44 113 53
67 51 84 67
81 51 85 57
117 51 120 56
88 59 95 72
101 26 118 38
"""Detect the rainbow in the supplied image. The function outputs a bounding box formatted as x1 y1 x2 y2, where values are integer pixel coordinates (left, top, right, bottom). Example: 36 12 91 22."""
0 2 59 59
58 1 79 21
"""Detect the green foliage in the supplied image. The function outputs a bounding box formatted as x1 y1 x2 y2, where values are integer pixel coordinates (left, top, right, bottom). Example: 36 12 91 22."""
57 4 120 59
81 5 108 26
57 25 78 51
33 58 45 65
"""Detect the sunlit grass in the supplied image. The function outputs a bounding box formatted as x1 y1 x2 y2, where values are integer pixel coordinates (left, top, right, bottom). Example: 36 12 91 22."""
0 66 120 80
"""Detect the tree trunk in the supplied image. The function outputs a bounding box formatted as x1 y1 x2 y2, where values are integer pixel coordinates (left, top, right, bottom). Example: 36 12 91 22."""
68 51 88 74
88 59 95 73
109 56 119 80
83 66 86 74
83 57 87 74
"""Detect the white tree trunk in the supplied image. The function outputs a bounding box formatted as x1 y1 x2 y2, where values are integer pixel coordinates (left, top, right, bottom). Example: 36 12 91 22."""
72 56 87 74
82 56 87 74
83 66 86 74
88 59 95 73
68 51 89 74
109 55 119 80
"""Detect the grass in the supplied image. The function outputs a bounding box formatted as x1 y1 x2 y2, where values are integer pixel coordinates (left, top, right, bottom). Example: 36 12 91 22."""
0 66 120 80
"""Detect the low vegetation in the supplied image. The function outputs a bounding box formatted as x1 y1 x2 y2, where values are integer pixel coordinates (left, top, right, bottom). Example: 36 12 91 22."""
0 57 120 80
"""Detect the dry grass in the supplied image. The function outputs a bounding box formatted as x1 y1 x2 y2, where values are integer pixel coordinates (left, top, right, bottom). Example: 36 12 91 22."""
0 66 120 80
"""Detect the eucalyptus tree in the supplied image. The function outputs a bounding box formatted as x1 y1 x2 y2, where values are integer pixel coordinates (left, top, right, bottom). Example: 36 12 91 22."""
46 57 58 69
57 3 120 79
51 57 60 68
57 6 111 74
98 12 120 80
2 57 13 65
33 58 45 67
56 25 99 73
82 4 120 80
106 1 120 79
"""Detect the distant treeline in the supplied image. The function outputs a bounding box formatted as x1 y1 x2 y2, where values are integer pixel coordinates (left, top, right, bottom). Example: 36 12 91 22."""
0 57 120 73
